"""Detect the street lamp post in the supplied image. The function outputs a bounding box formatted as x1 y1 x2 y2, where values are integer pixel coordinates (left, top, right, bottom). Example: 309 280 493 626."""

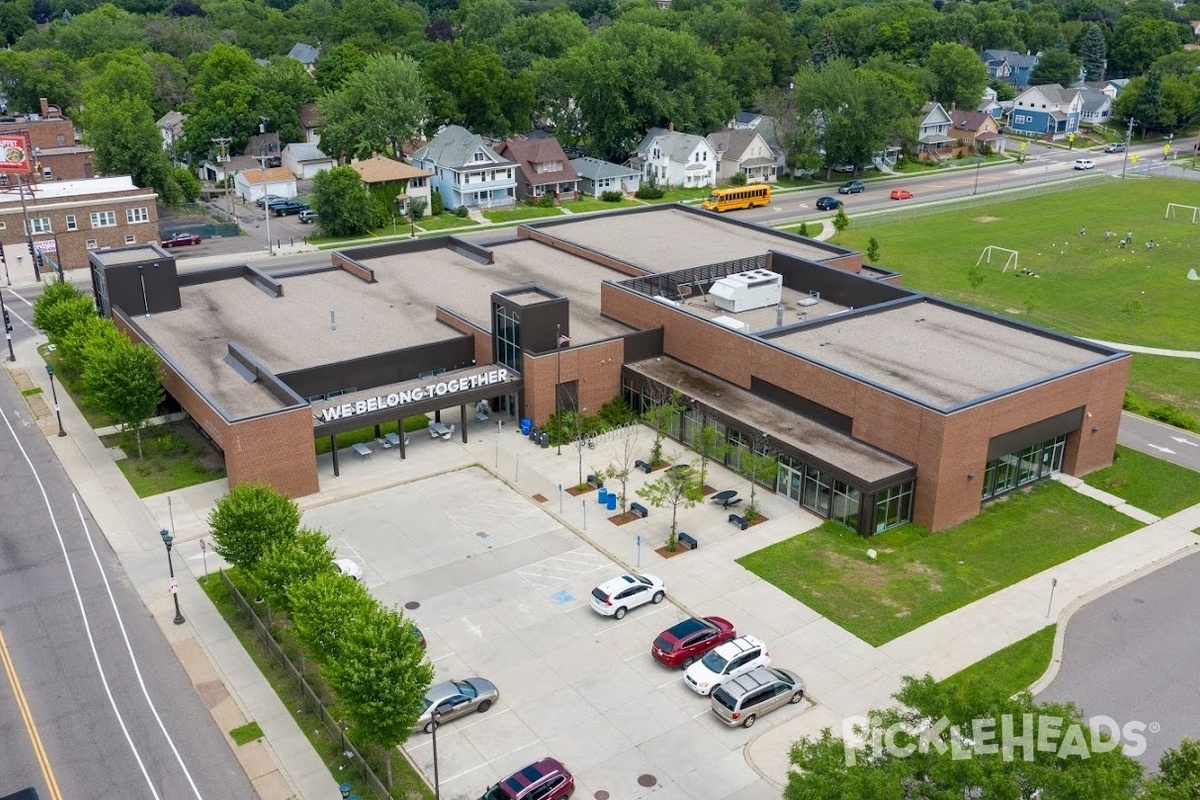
44 363 65 436
159 529 186 625
431 718 441 800
1 290 15 362
972 158 981 195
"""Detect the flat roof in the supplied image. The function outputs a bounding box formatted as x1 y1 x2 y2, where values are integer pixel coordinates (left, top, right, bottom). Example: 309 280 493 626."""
92 246 168 266
661 285 850 333
767 299 1114 409
628 357 913 486
533 207 840 271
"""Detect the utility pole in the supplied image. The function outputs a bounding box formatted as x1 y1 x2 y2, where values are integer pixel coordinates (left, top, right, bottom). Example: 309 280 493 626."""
211 137 233 220
1120 117 1136 179
17 176 39 283
257 117 273 256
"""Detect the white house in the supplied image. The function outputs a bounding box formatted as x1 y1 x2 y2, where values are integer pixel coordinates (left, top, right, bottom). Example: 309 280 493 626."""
233 166 297 203
156 110 186 157
706 129 780 184
632 127 717 188
281 142 334 179
410 125 517 209
916 102 955 157
1077 86 1113 124
570 157 642 197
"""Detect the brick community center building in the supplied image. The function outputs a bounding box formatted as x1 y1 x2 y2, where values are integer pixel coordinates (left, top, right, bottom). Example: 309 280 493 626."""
0 98 96 183
90 205 1127 534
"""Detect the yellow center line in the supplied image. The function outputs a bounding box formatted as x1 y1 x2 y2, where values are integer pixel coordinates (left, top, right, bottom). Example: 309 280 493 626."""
0 628 64 800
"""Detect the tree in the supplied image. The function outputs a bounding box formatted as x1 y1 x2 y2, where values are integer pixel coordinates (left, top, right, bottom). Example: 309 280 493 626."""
48 4 147 60
181 44 262 160
252 527 336 613
786 674 1144 800
636 463 703 551
79 90 179 201
208 482 302 573
174 167 201 202
603 421 643 514
289 571 377 665
1133 69 1168 131
866 237 880 262
967 265 987 302
1146 738 1200 799
32 279 93 346
1108 17 1184 77
740 445 778 520
424 41 532 138
490 7 588 74
57 315 122 375
311 165 374 237
1079 23 1107 81
832 206 850 239
323 602 432 789
643 388 684 467
318 53 426 162
0 49 76 120
923 41 988 111
1030 47 1083 87
84 338 164 458
313 42 368 92
812 27 838 68
694 425 729 494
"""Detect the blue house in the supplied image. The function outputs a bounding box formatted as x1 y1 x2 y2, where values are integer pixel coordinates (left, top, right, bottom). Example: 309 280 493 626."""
410 125 517 210
980 50 1039 90
1007 84 1083 139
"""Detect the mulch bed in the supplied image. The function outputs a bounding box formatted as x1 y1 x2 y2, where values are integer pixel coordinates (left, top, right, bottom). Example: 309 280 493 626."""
607 511 641 526
654 545 687 559
532 493 548 503
746 514 769 527
565 484 597 496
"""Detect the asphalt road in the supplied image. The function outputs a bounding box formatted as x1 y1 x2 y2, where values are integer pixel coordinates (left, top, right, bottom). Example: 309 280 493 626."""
1117 412 1200 474
0 371 255 799
1036 549 1200 770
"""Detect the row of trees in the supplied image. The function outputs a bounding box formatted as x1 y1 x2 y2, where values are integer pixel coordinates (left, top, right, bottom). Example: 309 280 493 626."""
32 280 163 456
207 483 431 787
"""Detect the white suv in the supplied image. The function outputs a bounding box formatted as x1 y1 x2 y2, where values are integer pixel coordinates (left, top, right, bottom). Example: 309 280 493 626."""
589 573 665 619
1073 158 1095 170
683 635 769 695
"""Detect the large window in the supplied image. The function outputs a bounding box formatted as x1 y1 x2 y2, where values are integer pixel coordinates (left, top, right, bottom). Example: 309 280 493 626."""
875 481 914 533
90 211 116 228
494 305 521 372
981 434 1065 501
832 480 861 529
28 217 51 233
126 207 149 224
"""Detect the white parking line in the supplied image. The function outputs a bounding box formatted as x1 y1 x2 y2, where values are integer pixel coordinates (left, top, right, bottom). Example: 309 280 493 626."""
591 616 638 636
692 708 711 719
657 678 680 689
442 740 540 784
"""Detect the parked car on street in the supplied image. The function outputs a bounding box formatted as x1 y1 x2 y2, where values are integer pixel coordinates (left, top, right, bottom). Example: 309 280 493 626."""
890 188 913 200
710 666 805 728
416 678 499 733
298 209 318 224
589 573 665 619
256 194 285 208
652 616 736 668
1104 142 1126 153
1073 159 1096 170
815 196 843 211
160 232 203 248
269 199 309 216
479 757 574 800
838 180 866 194
683 635 770 695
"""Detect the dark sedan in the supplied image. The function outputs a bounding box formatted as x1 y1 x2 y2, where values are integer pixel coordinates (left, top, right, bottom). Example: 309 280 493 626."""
815 196 843 211
652 616 736 668
160 232 203 247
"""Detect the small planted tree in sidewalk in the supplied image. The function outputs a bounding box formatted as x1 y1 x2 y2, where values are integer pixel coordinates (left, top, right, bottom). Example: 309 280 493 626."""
643 387 684 467
742 446 780 522
636 462 703 551
208 482 302 573
695 424 729 493
83 337 164 458
604 422 642 513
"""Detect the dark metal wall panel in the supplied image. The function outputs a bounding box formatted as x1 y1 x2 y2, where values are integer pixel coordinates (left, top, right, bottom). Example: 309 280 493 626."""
279 337 476 398
987 406 1085 460
750 376 854 434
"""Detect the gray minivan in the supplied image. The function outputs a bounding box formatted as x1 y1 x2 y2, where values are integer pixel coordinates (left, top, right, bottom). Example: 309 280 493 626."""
710 666 804 728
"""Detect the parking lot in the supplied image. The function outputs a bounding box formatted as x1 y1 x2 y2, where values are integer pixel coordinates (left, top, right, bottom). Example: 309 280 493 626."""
301 465 811 800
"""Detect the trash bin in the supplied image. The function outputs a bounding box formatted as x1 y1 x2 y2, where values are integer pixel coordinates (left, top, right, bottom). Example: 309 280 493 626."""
598 487 608 504
520 418 533 436
540 433 550 448
606 493 617 511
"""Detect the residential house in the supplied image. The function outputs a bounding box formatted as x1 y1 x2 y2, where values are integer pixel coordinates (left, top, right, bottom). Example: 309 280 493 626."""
298 103 321 145
915 102 955 158
729 111 766 130
979 50 1040 90
246 132 282 166
706 129 780 184
410 125 516 209
569 157 642 197
233 167 297 204
1105 78 1130 97
978 86 1005 120
349 155 432 216
288 43 320 73
199 155 258 184
1075 85 1113 125
495 137 580 202
282 142 334 179
1008 84 1083 139
948 109 1007 153
631 127 717 189
156 110 186 159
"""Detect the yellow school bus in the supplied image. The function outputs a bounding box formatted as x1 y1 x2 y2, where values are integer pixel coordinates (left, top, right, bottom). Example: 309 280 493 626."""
701 184 772 212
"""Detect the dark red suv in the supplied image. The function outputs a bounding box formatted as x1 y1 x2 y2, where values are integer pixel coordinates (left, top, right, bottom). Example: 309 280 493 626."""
479 757 574 800
652 616 736 668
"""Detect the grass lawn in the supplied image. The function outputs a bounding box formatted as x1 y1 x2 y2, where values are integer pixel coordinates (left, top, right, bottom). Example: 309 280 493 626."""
102 421 226 497
642 186 713 204
737 482 1140 646
416 214 478 231
836 178 1200 351
564 197 638 213
482 205 564 224
1126 353 1200 430
892 159 944 174
1082 444 1200 517
314 416 432 455
199 571 433 800
229 721 264 746
939 625 1056 698
39 345 118 429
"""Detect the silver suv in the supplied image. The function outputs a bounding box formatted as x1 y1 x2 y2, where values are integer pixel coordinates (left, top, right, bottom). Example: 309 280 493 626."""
710 666 805 728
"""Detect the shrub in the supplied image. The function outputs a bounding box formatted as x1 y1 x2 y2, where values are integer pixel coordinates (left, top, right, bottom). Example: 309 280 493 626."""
730 171 747 186
1148 404 1198 431
431 189 444 216
537 193 556 208
409 198 427 221
635 181 664 200
454 205 469 218
599 395 637 427
798 222 810 237
601 190 623 202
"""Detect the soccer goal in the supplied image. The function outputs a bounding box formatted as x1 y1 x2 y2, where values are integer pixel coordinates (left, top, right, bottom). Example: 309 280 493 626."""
1165 203 1200 223
976 245 1020 273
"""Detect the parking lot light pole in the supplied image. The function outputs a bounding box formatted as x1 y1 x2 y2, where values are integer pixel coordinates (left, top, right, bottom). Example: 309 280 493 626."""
160 529 186 625
431 719 441 800
45 364 65 436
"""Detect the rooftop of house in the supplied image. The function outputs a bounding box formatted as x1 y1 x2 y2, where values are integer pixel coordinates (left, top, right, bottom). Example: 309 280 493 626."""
284 142 330 162
570 156 640 180
497 138 580 184
636 128 709 162
240 167 296 185
288 43 320 64
411 125 514 171
298 103 322 130
949 109 993 130
706 129 772 161
350 155 432 183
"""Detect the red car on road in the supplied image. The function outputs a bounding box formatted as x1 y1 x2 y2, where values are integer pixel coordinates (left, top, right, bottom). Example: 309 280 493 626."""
889 188 913 200
160 232 203 247
652 616 736 668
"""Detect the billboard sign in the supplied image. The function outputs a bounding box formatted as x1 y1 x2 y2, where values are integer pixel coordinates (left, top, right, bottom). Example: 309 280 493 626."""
0 134 31 173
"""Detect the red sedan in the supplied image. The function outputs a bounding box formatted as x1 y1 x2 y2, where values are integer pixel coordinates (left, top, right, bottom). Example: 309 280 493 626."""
160 232 203 247
889 188 913 200
651 616 736 668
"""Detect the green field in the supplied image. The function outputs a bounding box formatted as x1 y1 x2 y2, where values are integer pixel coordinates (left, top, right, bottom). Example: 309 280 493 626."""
837 178 1200 351
1083 444 1200 517
939 625 1056 699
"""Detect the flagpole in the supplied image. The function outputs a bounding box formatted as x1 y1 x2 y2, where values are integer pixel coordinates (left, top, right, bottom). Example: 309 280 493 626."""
556 323 563 455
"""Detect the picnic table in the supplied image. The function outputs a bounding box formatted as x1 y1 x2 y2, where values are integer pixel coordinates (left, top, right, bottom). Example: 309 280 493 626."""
711 490 741 509
385 432 409 447
428 421 454 439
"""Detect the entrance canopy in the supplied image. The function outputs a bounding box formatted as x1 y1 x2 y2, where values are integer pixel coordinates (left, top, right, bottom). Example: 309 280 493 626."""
311 364 522 438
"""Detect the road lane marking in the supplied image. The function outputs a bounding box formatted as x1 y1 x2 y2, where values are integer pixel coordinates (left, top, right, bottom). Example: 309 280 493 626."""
0 629 64 800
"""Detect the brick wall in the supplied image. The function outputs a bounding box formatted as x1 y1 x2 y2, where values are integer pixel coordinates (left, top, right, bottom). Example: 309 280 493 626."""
39 150 95 181
522 339 625 423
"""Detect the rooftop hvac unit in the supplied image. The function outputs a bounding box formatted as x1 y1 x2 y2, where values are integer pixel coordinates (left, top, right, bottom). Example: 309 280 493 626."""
797 290 820 307
710 269 782 313
712 315 749 333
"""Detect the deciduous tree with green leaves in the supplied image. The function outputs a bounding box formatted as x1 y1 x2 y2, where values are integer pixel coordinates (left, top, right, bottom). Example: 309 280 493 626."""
740 445 778 521
33 280 94 347
636 462 703 552
83 337 164 458
695 425 729 493
208 482 302 573
603 422 643 514
832 206 850 239
252 527 337 614
643 388 684 467
923 41 988 112
288 571 377 665
311 165 374 237
317 53 426 162
1030 47 1083 87
57 315 122 375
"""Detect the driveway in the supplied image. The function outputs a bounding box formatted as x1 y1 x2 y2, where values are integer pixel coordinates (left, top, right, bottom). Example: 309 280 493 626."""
1037 549 1200 769
300 465 807 800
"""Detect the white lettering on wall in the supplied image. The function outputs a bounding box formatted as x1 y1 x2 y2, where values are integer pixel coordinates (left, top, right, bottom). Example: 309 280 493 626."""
317 369 511 423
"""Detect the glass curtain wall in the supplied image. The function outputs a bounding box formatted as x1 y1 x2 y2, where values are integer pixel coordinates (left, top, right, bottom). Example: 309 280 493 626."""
494 305 521 372
981 434 1066 501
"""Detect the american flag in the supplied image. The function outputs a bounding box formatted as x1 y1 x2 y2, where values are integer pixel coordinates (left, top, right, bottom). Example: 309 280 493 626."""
557 332 571 347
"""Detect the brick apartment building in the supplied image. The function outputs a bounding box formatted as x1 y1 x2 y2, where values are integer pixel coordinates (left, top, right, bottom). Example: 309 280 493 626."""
91 205 1127 534
0 176 158 279
0 98 96 183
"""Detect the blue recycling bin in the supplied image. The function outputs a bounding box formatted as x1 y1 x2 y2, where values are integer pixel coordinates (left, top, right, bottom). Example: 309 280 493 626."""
606 493 617 511
597 486 608 504
520 418 533 436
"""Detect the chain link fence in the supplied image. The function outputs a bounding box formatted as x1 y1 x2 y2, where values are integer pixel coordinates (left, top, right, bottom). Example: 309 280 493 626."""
158 202 241 238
